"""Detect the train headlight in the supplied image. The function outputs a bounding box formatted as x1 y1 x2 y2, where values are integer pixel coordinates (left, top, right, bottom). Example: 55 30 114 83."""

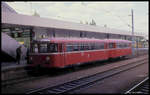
46 56 50 61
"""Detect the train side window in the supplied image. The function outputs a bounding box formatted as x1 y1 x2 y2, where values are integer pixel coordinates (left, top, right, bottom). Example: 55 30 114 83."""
80 44 84 51
127 43 129 47
83 43 87 51
84 43 89 50
122 43 125 48
95 43 99 50
124 43 127 48
128 43 130 47
66 44 73 52
129 43 131 47
89 43 92 50
109 43 114 48
122 43 124 48
118 43 120 48
91 43 95 50
116 43 120 48
73 44 79 51
122 43 127 48
100 43 105 49
119 43 123 48
78 44 81 51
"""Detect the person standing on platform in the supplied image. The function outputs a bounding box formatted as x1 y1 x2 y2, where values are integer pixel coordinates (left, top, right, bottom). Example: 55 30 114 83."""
16 46 22 65
26 47 30 64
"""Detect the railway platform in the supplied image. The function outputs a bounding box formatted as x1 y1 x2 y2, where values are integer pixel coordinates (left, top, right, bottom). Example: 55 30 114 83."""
1 60 27 71
1 60 28 81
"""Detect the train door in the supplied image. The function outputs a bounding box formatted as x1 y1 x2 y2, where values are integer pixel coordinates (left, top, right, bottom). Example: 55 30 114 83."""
104 43 109 59
59 43 65 67
108 43 116 58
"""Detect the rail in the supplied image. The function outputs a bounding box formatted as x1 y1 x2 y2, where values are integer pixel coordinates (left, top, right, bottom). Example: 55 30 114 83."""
125 77 149 94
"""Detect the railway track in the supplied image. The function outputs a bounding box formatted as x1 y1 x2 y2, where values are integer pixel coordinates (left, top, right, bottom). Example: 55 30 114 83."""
0 58 128 87
2 55 147 87
26 58 148 94
0 56 133 87
125 77 149 94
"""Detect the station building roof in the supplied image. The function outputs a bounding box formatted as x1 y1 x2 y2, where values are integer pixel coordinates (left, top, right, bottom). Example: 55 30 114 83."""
2 2 18 14
2 11 141 37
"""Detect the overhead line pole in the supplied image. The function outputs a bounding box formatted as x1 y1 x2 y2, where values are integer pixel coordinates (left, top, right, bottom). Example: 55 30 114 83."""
131 9 135 56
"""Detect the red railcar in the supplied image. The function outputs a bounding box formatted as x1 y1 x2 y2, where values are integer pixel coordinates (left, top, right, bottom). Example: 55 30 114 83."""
28 38 132 68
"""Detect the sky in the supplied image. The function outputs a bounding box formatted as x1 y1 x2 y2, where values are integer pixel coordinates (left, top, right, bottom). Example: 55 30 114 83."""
5 1 149 39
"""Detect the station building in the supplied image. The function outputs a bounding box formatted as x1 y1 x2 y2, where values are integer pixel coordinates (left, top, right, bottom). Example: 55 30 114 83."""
1 2 148 61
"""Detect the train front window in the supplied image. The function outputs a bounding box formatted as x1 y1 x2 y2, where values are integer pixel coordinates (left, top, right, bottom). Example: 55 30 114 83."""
31 43 58 53
48 43 58 53
39 43 47 53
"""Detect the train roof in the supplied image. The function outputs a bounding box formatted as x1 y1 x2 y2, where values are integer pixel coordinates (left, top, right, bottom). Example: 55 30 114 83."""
34 38 132 43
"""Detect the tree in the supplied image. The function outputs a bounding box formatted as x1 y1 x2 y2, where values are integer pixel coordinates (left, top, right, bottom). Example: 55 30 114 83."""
33 10 40 17
80 21 83 24
85 21 88 25
104 24 107 28
90 19 96 26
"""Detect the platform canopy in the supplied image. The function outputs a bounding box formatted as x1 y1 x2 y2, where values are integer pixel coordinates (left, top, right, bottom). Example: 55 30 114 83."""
2 11 141 37
2 2 18 14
